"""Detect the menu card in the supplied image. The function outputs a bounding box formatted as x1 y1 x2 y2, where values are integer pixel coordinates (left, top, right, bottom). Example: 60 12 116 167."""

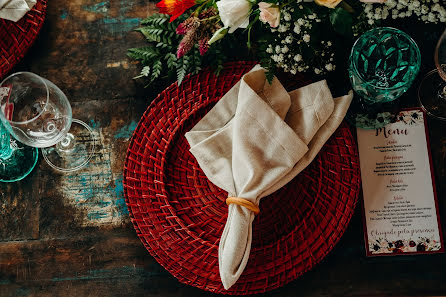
357 109 444 256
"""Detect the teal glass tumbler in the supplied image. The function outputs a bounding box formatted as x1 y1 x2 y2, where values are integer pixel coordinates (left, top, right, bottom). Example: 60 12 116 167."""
0 120 38 182
347 27 421 128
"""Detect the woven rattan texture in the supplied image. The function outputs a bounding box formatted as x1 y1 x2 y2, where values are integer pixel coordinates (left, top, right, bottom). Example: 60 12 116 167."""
123 61 361 295
0 0 47 80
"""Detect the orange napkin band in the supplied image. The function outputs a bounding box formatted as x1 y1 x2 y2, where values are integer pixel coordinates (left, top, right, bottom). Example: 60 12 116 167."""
226 197 260 215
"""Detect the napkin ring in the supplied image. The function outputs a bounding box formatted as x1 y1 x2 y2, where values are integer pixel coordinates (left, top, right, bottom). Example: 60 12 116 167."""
226 197 260 215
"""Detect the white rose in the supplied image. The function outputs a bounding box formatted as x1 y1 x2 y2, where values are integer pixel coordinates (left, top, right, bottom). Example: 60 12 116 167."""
216 0 252 33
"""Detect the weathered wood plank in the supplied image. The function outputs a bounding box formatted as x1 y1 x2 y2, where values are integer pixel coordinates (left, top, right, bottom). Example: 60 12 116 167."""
1 0 446 295
0 173 40 241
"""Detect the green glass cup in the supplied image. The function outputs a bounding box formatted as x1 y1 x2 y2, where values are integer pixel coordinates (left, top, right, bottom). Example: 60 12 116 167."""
0 118 38 183
347 27 421 129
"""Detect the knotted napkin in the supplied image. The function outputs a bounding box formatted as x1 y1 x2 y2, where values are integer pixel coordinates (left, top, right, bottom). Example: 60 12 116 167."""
0 0 36 22
185 65 353 290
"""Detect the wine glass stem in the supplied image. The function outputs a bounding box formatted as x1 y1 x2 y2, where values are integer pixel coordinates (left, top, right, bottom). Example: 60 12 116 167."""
0 121 13 160
56 133 76 153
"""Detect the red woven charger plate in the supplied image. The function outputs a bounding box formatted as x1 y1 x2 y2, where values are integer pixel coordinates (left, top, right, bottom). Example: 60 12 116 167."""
123 61 361 295
0 0 47 79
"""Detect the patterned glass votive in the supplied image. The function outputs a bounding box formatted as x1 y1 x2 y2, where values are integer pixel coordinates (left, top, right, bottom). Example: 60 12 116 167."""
349 27 421 104
347 27 421 129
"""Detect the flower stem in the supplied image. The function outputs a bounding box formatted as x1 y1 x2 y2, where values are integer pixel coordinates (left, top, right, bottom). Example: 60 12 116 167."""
200 15 220 22
193 0 210 16
246 15 259 50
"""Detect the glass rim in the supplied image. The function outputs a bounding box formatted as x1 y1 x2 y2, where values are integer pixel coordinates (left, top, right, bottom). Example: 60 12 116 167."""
349 26 421 91
434 28 446 75
417 68 446 121
0 71 50 125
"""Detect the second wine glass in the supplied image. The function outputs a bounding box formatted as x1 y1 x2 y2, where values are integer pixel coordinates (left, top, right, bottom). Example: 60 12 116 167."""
418 28 446 121
0 72 95 172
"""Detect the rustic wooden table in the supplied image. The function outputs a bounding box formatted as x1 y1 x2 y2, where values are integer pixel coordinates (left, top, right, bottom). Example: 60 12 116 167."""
1 1 446 296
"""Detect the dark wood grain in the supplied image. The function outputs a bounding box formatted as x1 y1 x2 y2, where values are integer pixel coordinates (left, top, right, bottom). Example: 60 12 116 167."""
1 0 446 296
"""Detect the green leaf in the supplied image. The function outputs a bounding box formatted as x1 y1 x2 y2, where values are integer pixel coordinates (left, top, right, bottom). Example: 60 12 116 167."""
151 59 163 82
127 47 160 61
165 53 177 69
329 7 353 37
176 56 188 85
133 66 151 79
140 13 169 25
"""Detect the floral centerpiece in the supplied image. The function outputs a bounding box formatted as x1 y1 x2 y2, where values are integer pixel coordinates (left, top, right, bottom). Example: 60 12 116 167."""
128 0 445 84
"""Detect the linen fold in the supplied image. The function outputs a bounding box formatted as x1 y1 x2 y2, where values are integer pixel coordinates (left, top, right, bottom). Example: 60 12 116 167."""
0 0 36 22
185 65 352 289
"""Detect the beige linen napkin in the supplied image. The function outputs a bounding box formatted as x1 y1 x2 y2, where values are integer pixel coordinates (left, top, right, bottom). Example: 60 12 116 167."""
185 65 352 290
0 0 36 22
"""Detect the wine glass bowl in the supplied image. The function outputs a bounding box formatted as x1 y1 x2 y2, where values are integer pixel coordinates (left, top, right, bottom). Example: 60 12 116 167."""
349 27 421 104
435 29 446 82
0 72 72 148
418 28 446 121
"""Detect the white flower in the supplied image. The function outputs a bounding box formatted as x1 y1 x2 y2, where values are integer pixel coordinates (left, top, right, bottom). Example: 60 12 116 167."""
275 45 281 53
293 24 301 34
278 24 289 32
294 54 302 62
281 46 289 53
285 35 293 43
216 0 252 33
325 63 333 71
327 41 332 46
303 34 310 42
314 68 321 74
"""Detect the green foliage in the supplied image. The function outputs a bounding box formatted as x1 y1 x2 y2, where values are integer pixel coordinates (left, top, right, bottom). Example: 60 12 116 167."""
176 56 188 84
128 13 230 86
133 66 151 79
330 7 353 37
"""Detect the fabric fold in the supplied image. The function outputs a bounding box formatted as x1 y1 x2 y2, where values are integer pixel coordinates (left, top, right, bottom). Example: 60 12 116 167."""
185 65 352 290
0 0 36 22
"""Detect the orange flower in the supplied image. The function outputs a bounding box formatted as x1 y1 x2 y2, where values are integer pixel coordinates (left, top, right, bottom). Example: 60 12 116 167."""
157 0 197 22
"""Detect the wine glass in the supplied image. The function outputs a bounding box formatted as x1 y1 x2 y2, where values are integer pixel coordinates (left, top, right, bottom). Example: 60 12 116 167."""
418 28 446 120
347 27 421 129
0 72 95 173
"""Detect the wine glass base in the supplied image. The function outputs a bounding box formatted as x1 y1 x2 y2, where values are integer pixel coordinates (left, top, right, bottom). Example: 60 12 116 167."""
418 69 446 121
0 141 38 183
41 119 95 173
